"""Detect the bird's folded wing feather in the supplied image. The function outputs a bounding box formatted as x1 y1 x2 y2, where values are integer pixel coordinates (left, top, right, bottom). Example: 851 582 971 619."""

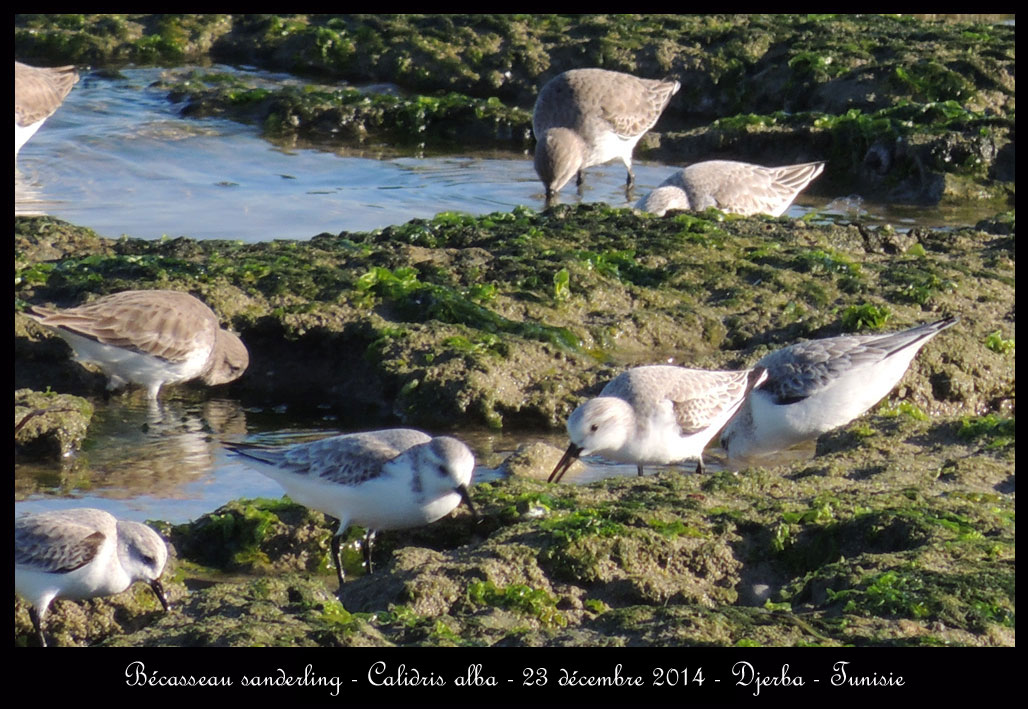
15 520 105 573
668 371 753 434
31 298 216 363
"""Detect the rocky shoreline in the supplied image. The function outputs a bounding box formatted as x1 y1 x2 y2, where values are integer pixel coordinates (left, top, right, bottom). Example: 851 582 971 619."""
14 204 1014 647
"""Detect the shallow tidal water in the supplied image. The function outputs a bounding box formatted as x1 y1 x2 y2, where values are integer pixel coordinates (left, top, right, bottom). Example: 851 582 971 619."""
16 394 802 525
12 63 969 526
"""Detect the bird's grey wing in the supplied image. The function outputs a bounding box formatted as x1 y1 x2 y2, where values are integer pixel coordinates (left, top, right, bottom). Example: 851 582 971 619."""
710 163 792 215
759 319 955 404
771 161 826 193
757 335 896 403
291 434 425 485
15 518 105 573
15 63 79 125
30 292 218 363
665 371 755 434
231 429 431 486
739 162 825 216
600 78 678 138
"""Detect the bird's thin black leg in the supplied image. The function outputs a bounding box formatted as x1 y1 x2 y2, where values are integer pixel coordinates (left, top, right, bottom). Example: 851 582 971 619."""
331 533 344 591
637 464 645 477
695 457 705 475
576 170 584 186
363 530 377 575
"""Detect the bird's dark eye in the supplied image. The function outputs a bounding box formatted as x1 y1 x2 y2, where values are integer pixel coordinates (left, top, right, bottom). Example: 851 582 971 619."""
437 464 448 477
590 424 598 432
141 555 155 566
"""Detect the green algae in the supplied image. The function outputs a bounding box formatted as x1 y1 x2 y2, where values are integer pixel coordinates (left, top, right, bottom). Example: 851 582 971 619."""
355 264 580 351
14 388 94 460
169 498 336 575
823 559 1015 630
878 401 930 422
540 507 628 544
984 330 1015 354
646 518 707 539
840 303 891 331
466 580 566 628
957 415 1015 447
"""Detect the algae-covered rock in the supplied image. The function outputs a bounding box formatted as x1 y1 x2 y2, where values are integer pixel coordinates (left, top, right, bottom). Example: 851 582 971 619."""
10 13 1016 644
159 72 534 151
498 441 584 481
15 15 1014 117
168 498 334 575
14 206 1014 433
105 574 392 647
14 388 94 460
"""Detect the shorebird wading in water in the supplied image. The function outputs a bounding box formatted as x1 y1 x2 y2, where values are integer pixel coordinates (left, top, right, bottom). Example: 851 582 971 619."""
532 68 680 201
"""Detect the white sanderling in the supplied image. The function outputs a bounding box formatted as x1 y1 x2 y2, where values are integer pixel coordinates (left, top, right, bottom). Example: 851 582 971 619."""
637 160 826 217
225 429 478 591
15 61 79 159
549 364 769 483
720 317 959 463
15 507 170 647
532 68 680 199
25 289 249 400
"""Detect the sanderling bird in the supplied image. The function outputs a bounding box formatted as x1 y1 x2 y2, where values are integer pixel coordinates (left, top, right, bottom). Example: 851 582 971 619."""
549 365 769 483
532 68 680 199
25 289 249 400
720 317 959 463
15 61 79 159
15 507 170 647
225 429 478 591
637 160 826 217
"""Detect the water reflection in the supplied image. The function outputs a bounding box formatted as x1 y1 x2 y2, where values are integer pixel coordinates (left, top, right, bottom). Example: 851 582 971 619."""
15 397 277 523
14 168 53 216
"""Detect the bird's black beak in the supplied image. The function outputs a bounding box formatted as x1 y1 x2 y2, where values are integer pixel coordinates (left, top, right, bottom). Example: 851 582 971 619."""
548 442 584 483
150 578 171 612
457 483 479 522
